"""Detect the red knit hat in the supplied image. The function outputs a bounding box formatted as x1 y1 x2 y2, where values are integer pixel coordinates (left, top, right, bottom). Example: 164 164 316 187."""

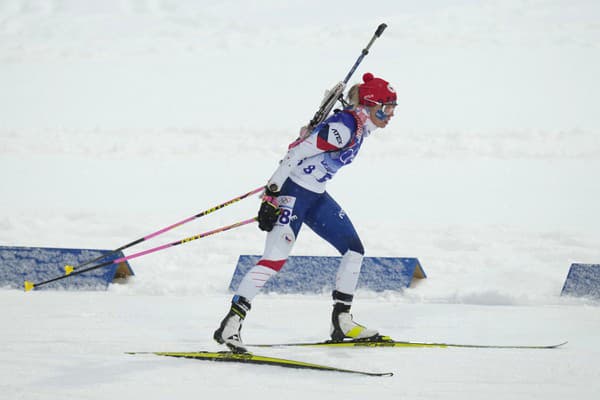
358 72 397 106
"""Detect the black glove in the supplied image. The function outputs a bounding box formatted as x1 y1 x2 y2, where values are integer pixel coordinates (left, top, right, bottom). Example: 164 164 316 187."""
257 187 281 232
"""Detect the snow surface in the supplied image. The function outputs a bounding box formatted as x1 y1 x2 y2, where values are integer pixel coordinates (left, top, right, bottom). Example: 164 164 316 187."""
1 1 600 399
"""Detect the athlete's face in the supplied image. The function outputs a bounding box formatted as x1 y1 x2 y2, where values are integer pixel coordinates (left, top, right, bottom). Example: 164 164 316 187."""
368 103 395 128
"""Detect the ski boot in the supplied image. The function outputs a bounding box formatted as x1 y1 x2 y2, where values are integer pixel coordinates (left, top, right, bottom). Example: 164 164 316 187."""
213 295 251 353
330 291 379 342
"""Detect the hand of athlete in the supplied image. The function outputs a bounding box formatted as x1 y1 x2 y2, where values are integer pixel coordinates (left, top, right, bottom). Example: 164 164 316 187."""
257 187 280 232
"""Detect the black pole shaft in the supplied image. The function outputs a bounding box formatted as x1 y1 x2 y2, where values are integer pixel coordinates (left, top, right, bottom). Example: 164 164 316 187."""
67 239 144 273
343 23 387 84
33 259 116 289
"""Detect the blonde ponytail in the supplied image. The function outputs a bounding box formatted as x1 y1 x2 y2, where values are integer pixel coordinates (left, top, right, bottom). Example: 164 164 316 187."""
346 83 361 108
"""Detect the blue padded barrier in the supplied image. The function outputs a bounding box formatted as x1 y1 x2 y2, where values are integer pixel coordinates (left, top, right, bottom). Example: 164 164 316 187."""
229 255 426 294
0 246 134 291
561 263 600 299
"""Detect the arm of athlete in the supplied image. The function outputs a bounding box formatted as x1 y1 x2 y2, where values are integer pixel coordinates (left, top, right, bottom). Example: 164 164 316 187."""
266 117 354 193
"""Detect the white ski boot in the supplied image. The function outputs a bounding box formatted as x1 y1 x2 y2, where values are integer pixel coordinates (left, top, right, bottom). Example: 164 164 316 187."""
330 291 379 342
213 296 251 353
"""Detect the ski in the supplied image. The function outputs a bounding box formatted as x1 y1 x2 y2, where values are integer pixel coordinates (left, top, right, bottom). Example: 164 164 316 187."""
247 336 568 350
126 350 393 377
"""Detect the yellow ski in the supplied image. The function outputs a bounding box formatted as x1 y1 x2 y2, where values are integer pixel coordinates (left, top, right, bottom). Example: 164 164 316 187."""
126 350 393 377
247 336 568 349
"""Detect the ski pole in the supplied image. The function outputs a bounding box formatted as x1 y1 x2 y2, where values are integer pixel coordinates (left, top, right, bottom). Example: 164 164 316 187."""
61 186 264 275
24 217 258 291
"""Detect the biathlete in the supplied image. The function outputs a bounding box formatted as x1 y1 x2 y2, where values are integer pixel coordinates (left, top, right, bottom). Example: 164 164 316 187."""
214 72 398 352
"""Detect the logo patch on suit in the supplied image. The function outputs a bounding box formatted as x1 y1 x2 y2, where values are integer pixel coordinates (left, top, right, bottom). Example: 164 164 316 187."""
331 128 343 145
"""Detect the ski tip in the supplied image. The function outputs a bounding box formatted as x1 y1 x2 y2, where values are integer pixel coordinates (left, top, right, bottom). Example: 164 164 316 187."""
64 265 74 275
24 281 34 292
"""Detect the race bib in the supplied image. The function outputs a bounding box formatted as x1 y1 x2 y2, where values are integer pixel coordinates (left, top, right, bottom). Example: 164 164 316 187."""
276 195 296 226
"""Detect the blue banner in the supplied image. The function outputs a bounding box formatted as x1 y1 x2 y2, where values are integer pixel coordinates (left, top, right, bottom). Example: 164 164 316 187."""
561 263 600 299
229 255 426 293
0 246 134 291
